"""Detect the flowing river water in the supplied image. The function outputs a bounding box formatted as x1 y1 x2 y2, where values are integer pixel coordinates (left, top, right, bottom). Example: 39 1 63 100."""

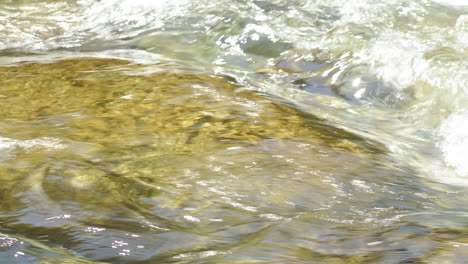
0 0 467 263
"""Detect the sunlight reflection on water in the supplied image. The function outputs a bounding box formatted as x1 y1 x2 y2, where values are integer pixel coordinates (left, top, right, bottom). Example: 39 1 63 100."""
0 0 467 263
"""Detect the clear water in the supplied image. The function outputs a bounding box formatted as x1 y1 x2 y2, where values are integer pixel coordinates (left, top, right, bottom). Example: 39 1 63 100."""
0 0 467 263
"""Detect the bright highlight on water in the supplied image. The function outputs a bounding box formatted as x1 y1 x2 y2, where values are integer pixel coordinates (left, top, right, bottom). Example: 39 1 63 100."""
0 0 467 263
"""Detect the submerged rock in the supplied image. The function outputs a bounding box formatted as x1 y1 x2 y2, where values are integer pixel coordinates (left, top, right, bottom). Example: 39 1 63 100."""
0 58 408 263
0 58 377 154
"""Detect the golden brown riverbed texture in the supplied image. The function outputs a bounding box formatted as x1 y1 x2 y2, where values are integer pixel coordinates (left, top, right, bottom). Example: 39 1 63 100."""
0 58 466 263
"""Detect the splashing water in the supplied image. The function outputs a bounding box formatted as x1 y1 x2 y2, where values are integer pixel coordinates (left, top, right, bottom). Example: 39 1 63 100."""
0 0 468 263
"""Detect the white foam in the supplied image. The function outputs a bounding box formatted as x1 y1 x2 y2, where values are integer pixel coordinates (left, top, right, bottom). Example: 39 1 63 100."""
439 111 468 177
355 33 430 89
432 0 468 7
82 0 191 38
456 15 468 45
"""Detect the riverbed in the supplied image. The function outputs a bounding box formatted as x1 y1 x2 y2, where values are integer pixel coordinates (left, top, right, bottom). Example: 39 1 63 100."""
0 0 467 263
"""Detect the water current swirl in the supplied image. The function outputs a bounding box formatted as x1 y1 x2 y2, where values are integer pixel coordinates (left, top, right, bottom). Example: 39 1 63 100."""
0 0 467 263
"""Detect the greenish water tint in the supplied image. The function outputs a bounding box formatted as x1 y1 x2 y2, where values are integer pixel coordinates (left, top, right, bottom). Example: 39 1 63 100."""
0 0 468 263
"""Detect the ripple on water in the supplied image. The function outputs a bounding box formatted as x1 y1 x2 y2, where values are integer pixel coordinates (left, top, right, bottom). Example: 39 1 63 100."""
0 58 466 263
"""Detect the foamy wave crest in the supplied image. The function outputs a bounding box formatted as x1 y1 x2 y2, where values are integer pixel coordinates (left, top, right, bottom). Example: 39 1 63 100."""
439 111 468 178
81 0 191 39
432 0 468 7
0 0 192 51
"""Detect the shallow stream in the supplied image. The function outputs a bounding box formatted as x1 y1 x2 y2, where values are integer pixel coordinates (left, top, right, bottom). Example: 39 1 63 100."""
0 0 467 263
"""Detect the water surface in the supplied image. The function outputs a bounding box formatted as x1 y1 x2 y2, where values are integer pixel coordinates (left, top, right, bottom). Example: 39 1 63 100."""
0 0 467 263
